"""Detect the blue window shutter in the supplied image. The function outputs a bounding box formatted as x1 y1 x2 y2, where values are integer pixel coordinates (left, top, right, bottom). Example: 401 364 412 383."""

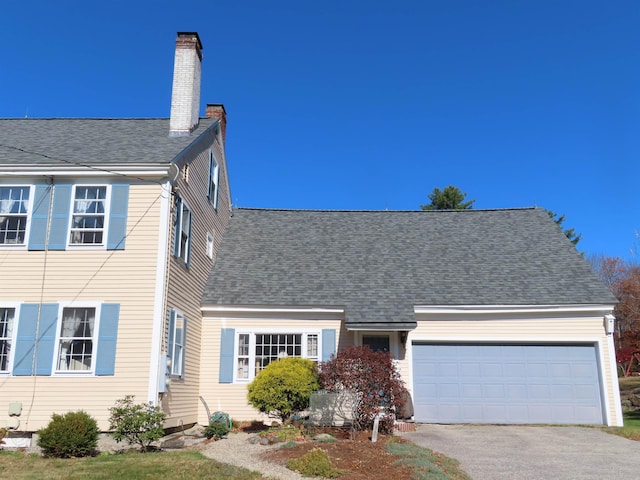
322 329 336 362
35 304 58 375
219 328 235 383
96 304 119 376
13 304 39 375
28 184 52 251
107 184 129 250
173 198 182 257
207 154 214 200
185 211 192 266
14 303 58 376
48 184 72 250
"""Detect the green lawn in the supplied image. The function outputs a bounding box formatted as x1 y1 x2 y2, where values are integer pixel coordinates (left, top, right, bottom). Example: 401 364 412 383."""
0 450 273 480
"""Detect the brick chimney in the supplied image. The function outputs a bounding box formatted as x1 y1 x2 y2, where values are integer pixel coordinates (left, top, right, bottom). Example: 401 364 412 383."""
206 104 227 143
169 32 203 136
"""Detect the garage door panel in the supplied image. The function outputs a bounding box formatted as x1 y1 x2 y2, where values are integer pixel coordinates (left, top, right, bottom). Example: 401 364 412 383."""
507 384 527 399
438 383 460 397
461 384 482 398
412 344 603 424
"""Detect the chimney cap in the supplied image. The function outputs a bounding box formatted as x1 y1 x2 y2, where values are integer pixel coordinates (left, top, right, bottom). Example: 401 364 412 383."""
176 32 203 51
206 103 226 115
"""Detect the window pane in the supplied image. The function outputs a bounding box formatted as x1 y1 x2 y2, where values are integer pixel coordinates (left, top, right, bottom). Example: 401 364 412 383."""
57 308 95 372
307 334 318 357
170 313 185 376
0 187 30 245
237 334 250 379
176 201 191 262
0 308 15 372
70 186 107 245
362 335 390 353
254 333 303 374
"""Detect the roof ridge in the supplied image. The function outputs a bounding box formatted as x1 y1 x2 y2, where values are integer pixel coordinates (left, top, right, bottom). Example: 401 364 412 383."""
234 207 542 213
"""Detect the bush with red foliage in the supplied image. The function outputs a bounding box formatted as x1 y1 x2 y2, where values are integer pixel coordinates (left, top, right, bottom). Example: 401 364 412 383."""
319 345 405 434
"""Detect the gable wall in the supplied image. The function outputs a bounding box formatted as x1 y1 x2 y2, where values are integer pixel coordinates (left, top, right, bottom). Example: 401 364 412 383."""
162 129 232 427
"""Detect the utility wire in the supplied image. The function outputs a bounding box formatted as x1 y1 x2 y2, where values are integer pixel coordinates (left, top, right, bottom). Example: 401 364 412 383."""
0 143 166 185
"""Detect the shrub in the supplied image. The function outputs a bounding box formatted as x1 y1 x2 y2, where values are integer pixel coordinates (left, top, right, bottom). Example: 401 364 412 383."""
37 411 99 458
320 345 405 434
0 427 7 445
286 447 342 478
108 395 166 452
204 420 229 440
247 357 320 422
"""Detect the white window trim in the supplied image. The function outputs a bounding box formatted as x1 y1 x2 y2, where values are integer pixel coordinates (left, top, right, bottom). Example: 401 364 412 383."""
168 309 186 378
174 196 192 263
52 302 102 376
0 302 20 375
0 185 33 250
67 184 111 250
233 329 322 383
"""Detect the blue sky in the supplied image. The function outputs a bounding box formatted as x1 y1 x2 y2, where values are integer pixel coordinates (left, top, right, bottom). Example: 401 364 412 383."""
2 1 638 260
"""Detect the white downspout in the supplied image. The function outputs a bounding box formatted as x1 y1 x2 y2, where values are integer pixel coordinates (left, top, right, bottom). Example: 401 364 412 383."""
605 314 624 426
148 181 172 405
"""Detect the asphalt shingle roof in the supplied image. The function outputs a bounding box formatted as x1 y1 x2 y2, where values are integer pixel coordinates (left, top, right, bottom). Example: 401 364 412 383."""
0 118 216 166
203 208 616 329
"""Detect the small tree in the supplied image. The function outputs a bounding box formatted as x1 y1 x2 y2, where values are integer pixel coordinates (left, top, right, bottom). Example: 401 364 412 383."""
247 357 320 423
108 395 166 452
420 185 475 210
547 210 581 246
320 346 405 434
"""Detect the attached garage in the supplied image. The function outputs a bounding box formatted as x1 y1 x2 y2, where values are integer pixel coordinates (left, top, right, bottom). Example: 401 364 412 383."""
412 343 605 425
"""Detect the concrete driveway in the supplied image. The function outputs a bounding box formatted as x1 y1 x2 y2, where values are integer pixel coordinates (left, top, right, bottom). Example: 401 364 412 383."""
400 425 640 480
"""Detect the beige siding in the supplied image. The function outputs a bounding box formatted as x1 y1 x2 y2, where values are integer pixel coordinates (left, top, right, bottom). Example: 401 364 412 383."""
162 131 231 428
405 315 621 426
0 183 163 430
199 315 347 423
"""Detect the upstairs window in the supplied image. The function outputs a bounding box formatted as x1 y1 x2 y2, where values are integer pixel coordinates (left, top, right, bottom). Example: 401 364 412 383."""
173 197 192 264
0 186 31 245
208 151 220 209
0 307 15 373
56 307 96 373
69 186 107 245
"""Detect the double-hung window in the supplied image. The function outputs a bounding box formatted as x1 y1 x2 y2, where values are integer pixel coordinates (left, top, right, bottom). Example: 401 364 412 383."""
0 307 15 373
167 309 186 378
235 331 319 381
69 186 108 245
173 197 192 264
208 150 220 209
0 186 31 245
55 307 97 373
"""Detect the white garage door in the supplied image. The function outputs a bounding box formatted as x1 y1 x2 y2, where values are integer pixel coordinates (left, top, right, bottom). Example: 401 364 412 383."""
412 344 604 424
